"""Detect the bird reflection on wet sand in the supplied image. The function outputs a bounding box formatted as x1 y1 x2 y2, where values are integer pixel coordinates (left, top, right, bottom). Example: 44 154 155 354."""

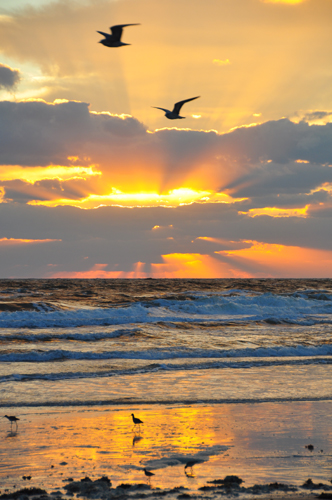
6 429 18 438
132 433 143 447
184 460 199 477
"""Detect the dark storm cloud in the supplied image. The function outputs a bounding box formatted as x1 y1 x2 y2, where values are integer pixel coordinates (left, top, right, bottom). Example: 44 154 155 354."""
0 63 20 89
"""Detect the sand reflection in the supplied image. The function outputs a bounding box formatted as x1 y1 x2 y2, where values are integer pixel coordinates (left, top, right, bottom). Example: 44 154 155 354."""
1 402 332 492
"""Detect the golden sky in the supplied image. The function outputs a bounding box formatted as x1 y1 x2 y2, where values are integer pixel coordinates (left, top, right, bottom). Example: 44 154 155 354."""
0 0 332 278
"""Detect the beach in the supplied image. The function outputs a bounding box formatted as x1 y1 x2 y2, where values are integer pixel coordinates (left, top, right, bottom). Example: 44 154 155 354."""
1 279 332 497
1 401 332 498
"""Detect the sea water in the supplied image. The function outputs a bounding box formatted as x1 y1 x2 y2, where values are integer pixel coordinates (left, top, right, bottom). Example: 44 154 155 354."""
1 278 332 407
1 279 332 489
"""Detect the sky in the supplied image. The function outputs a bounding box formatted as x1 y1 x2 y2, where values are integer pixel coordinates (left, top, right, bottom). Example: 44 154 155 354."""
0 0 332 278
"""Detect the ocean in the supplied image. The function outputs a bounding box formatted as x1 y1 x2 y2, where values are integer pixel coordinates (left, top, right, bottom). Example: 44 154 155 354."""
1 278 332 408
1 278 332 490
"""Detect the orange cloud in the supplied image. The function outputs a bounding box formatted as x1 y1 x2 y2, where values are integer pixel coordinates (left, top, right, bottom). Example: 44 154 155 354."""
239 206 309 218
219 241 332 278
151 253 246 278
51 263 148 279
49 242 332 279
50 255 248 279
0 238 61 246
0 165 101 183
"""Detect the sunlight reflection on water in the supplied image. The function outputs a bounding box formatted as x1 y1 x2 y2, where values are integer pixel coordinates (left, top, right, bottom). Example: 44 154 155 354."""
1 401 332 492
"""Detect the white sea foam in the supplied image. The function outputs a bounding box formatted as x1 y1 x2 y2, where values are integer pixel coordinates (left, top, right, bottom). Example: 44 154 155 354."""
2 283 332 408
0 291 332 328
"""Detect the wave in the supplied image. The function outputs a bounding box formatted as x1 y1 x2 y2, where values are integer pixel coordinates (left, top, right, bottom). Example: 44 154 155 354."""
1 395 332 408
1 355 331 384
2 344 332 363
0 327 140 342
1 290 332 328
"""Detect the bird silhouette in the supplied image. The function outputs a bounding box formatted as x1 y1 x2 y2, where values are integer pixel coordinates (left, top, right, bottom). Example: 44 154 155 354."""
143 468 155 483
184 460 199 475
131 413 143 427
152 96 200 119
97 24 140 47
4 415 19 429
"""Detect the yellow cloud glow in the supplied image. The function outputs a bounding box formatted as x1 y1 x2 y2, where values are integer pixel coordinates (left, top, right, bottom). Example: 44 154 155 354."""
213 59 231 66
28 188 240 208
0 238 61 246
151 254 246 278
239 206 309 218
0 165 101 183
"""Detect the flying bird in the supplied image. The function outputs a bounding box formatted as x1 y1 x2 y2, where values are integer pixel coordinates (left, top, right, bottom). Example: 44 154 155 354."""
97 24 140 47
152 96 200 119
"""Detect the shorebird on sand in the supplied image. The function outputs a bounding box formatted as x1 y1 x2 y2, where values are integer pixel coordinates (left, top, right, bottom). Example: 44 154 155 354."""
97 24 140 47
184 460 199 475
152 96 200 119
4 415 19 429
131 413 143 428
143 469 155 483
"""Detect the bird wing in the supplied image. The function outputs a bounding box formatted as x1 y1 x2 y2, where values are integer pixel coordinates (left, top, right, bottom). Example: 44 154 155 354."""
172 96 200 115
110 24 140 41
152 107 170 113
97 31 111 38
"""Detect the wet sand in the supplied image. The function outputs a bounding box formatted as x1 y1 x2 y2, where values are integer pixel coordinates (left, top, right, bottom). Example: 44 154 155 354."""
1 402 332 498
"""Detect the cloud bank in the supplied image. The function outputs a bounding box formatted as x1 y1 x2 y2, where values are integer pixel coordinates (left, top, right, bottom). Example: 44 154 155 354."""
0 100 331 278
0 99 332 213
0 63 20 89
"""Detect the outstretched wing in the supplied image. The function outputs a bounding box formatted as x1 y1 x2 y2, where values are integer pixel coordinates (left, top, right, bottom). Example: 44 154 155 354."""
96 31 111 38
152 106 170 113
172 96 200 115
110 24 140 41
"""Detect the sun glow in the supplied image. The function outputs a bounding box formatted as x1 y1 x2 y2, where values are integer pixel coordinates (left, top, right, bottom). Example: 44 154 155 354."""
28 188 238 208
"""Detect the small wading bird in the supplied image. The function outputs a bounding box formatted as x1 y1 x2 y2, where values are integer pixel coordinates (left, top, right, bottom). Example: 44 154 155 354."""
152 96 200 120
184 460 199 474
131 413 143 428
4 415 19 429
97 24 140 47
143 468 155 483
